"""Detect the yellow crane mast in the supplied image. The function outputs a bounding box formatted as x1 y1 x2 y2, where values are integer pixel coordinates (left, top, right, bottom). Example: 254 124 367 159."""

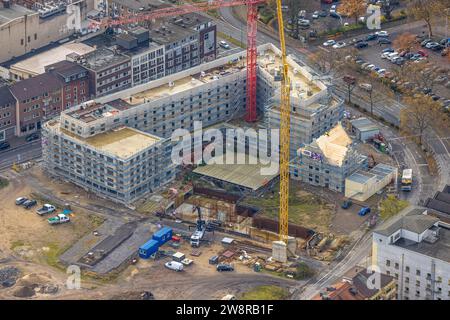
275 0 291 243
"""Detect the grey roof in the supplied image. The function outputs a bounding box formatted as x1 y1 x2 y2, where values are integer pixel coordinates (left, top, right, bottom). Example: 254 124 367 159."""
443 185 450 193
10 73 61 101
351 117 379 132
393 226 450 263
81 47 130 72
148 23 196 45
0 86 15 106
45 60 88 79
346 163 396 185
374 206 439 237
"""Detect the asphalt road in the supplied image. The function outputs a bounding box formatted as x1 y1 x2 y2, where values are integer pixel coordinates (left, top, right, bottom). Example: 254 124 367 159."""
0 140 42 171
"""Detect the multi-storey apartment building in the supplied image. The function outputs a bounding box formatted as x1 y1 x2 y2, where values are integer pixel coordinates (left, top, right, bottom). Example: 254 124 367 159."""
290 124 367 193
71 47 131 97
42 43 339 204
372 206 450 300
9 72 62 136
46 60 90 109
0 85 16 141
261 54 344 157
149 14 216 76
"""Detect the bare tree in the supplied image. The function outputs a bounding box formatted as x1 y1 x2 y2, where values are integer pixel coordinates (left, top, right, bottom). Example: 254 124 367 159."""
393 32 417 52
408 0 446 37
400 94 440 145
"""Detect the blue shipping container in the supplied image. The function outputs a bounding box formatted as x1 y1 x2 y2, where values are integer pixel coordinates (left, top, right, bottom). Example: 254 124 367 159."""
139 239 160 259
152 226 173 245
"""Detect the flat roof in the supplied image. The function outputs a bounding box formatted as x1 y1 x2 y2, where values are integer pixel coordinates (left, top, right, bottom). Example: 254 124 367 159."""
259 51 321 98
347 163 396 184
0 4 34 26
10 43 95 76
394 225 450 263
351 117 379 132
124 61 245 105
81 47 130 71
84 127 160 159
193 154 278 191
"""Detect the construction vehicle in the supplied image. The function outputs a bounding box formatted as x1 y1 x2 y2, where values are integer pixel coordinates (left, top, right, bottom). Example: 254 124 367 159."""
48 214 70 225
190 206 206 247
36 204 56 216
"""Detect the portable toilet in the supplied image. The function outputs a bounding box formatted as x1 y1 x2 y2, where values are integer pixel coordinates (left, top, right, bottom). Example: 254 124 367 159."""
139 239 160 259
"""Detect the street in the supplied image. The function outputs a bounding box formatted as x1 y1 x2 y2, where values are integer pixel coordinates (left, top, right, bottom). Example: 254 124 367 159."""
0 140 42 171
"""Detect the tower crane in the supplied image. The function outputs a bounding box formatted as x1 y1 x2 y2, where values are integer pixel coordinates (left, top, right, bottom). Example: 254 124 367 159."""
274 0 290 244
88 0 265 122
90 0 291 246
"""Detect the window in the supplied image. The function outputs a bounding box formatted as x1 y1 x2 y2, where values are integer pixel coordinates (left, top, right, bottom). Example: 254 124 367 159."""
416 270 421 276
394 263 399 270
386 260 391 267
405 266 410 273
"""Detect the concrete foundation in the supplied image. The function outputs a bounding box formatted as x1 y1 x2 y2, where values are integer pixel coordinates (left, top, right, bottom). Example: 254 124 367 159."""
272 240 287 263
287 236 297 256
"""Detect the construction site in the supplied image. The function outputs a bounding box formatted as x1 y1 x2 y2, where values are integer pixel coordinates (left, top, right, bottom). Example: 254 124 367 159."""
0 0 406 301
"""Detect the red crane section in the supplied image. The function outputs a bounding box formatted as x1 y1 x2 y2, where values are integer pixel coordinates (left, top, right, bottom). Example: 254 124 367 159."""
89 0 265 123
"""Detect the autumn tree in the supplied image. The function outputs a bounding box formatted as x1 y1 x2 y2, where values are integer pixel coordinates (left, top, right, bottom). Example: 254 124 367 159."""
339 0 367 24
393 32 417 52
380 0 395 20
403 62 442 92
308 47 356 76
408 0 446 37
400 94 441 145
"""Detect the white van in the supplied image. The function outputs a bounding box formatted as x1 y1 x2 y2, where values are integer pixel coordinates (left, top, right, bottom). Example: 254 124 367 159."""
165 261 184 272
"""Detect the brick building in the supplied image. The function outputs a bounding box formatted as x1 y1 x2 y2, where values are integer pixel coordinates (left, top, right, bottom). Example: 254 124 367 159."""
45 60 90 109
9 73 62 136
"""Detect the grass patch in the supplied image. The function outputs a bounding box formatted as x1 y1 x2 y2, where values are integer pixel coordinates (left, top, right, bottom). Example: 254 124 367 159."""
217 31 246 49
241 285 289 300
10 240 26 250
87 214 105 229
42 243 68 271
379 195 409 220
293 262 315 280
0 177 9 189
258 7 274 25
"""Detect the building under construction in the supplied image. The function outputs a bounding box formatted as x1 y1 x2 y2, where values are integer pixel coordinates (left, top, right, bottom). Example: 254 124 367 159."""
42 43 342 204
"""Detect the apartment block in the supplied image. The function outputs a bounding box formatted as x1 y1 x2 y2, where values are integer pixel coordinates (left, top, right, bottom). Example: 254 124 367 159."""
372 206 450 300
0 85 16 141
71 47 131 98
42 43 336 204
263 54 344 157
290 124 367 193
46 60 90 109
10 72 62 136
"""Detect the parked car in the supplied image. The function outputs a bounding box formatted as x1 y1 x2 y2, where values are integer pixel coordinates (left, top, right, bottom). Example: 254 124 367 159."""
382 47 394 53
431 44 444 51
217 263 234 272
25 132 40 142
22 199 37 209
332 41 346 49
219 41 230 49
298 19 310 27
0 141 10 151
341 200 353 209
421 39 432 47
366 33 378 41
354 41 368 49
375 30 389 37
323 40 336 47
417 50 428 57
378 38 392 45
425 41 440 49
319 10 328 17
394 57 406 65
15 197 28 205
312 11 320 19
330 5 337 13
358 207 371 216
165 261 184 271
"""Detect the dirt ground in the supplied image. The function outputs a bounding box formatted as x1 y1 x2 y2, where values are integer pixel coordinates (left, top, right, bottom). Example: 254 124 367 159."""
0 166 297 300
